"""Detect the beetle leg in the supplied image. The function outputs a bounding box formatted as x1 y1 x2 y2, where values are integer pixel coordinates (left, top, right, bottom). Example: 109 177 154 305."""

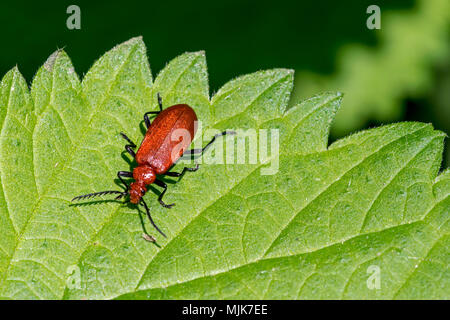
120 132 137 158
143 93 164 128
157 92 163 111
120 132 136 147
125 145 136 158
117 171 133 191
163 164 200 181
143 111 160 129
180 130 237 160
140 199 166 238
154 179 175 209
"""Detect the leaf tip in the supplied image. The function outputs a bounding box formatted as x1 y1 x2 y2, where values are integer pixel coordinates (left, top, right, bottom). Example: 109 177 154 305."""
44 49 65 72
194 50 206 56
125 35 143 42
106 36 146 56
272 68 295 77
2 65 26 86
121 36 145 47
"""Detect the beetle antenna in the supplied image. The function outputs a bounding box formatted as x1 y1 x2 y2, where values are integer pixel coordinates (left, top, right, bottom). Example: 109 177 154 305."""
140 199 167 238
71 190 127 202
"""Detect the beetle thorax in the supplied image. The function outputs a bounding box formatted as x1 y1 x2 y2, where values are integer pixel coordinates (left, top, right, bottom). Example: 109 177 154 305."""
133 165 156 185
129 165 156 204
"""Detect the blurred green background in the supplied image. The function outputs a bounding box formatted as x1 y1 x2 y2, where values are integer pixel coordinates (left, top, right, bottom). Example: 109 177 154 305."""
0 0 448 166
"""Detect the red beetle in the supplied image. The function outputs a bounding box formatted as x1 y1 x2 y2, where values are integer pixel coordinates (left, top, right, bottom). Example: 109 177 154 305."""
72 94 235 239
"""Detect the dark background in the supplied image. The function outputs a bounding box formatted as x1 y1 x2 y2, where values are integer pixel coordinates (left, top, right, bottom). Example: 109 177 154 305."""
1 0 411 89
0 0 448 166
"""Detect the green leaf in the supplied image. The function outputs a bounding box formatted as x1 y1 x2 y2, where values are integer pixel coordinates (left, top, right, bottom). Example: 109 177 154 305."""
0 37 448 300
